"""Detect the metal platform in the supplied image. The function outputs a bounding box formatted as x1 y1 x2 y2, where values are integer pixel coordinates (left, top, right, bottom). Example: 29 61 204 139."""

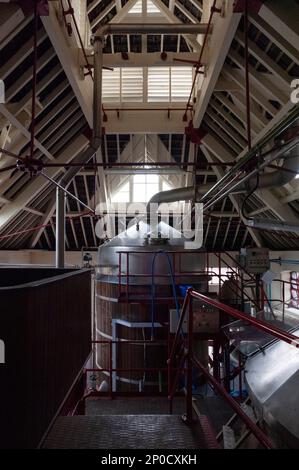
85 397 187 416
42 414 219 449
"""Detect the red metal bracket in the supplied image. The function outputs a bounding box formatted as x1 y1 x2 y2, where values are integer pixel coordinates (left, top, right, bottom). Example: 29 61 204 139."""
233 0 264 13
185 121 207 145
18 0 49 16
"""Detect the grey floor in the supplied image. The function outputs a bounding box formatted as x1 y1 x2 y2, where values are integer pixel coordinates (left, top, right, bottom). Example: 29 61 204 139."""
43 414 218 449
85 396 186 416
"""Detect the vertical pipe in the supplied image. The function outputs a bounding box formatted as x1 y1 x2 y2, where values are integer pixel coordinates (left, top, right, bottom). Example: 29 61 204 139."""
185 296 193 423
56 187 65 268
93 38 103 146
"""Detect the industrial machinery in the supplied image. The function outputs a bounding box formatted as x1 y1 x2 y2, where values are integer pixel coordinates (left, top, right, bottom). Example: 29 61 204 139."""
170 297 220 334
245 326 299 448
95 220 209 392
237 248 270 274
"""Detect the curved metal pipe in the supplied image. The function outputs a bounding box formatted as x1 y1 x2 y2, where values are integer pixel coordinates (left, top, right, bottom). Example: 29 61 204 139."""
146 147 299 214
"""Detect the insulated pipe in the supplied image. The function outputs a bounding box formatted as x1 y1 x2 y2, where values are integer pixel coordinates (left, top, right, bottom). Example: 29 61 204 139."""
146 144 299 214
247 218 299 233
55 39 104 267
201 105 299 202
203 135 299 212
94 23 211 38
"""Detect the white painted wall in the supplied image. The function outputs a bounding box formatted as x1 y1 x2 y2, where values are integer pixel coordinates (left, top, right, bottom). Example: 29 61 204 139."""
0 250 98 267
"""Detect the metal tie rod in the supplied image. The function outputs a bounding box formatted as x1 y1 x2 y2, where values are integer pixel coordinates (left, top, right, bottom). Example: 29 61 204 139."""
41 172 94 214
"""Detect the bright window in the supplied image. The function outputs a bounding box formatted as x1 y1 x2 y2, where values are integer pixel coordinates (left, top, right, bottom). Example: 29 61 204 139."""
128 0 160 14
148 67 193 102
102 68 143 103
102 67 193 103
133 174 159 202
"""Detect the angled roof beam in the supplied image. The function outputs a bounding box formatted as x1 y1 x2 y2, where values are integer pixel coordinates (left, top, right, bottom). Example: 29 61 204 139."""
0 134 89 232
0 104 55 160
200 142 263 247
193 2 242 128
42 2 93 127
205 107 247 148
234 30 292 91
150 0 201 52
228 49 289 105
5 48 56 102
209 98 247 140
90 3 117 30
259 0 299 48
0 28 47 80
249 12 299 66
222 66 279 117
213 93 260 135
30 195 56 248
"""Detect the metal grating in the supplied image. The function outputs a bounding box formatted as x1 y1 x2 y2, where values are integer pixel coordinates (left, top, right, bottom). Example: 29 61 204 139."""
43 414 219 449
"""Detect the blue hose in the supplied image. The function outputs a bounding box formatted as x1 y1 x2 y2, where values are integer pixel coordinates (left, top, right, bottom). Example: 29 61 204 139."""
151 250 180 340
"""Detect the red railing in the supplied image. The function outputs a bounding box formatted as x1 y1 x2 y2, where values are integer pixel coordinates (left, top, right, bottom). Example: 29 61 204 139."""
86 336 179 397
168 288 299 449
269 278 299 322
117 250 209 300
116 250 274 321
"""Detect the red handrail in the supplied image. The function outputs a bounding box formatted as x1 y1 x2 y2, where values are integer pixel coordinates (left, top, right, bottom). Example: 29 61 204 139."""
168 288 299 449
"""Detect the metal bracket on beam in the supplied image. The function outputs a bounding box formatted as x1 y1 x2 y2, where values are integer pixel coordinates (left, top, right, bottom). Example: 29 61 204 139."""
185 121 207 145
233 0 264 14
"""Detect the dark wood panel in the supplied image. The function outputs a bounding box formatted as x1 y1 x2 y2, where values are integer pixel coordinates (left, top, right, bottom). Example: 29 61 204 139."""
0 269 91 448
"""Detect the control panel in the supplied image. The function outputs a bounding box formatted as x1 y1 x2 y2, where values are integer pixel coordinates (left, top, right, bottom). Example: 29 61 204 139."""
169 298 220 334
237 248 270 274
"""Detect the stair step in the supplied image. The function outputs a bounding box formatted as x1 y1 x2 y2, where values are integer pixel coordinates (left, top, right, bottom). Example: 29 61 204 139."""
42 414 219 449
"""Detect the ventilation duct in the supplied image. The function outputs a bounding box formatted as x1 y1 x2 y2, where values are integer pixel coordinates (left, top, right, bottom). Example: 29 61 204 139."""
246 218 299 233
147 145 299 212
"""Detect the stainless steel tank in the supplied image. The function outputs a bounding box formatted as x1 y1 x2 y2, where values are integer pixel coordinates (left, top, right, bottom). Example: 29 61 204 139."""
95 220 208 392
98 220 206 285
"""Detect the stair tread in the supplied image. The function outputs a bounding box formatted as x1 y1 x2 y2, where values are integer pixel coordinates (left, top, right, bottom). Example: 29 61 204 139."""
43 414 219 449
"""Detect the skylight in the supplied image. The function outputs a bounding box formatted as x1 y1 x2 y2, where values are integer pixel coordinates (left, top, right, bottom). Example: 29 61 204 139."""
128 0 160 14
102 67 193 103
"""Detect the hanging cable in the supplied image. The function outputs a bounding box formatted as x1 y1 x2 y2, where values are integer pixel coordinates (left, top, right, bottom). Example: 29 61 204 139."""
29 1 39 161
151 250 181 341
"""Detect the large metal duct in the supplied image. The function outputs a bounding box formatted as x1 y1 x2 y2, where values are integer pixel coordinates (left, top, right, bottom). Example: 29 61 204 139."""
146 145 299 212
